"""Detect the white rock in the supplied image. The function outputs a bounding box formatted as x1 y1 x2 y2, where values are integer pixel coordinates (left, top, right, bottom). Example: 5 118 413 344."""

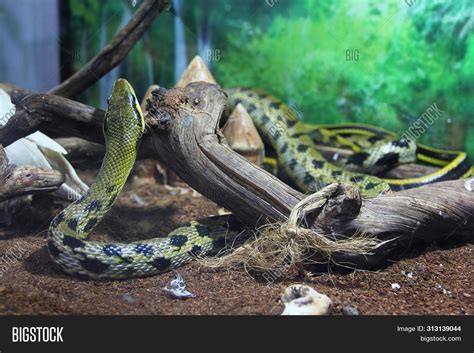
280 284 332 315
391 283 401 290
465 178 474 192
341 304 359 316
163 271 194 299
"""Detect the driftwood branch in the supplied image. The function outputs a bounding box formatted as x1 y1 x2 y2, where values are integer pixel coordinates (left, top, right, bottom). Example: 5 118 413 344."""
0 91 439 182
0 82 32 96
0 145 65 202
55 137 105 163
0 92 105 147
144 82 473 268
0 92 161 161
48 0 170 98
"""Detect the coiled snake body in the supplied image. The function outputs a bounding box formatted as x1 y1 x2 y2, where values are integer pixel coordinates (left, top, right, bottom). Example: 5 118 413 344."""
226 87 471 192
47 80 471 279
48 80 239 279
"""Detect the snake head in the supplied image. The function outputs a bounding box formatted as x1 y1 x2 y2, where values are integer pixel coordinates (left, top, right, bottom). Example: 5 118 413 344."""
104 79 145 137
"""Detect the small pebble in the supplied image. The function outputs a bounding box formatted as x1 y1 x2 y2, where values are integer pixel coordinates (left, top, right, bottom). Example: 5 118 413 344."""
122 294 139 304
217 208 231 215
391 283 401 290
163 271 194 299
341 304 359 316
464 178 473 191
130 193 145 205
401 271 414 279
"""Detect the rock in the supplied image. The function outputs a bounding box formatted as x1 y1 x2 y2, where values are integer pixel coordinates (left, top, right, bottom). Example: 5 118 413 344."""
175 55 217 87
217 208 231 215
163 271 194 299
341 304 359 315
129 193 145 205
280 284 332 315
122 294 139 304
221 103 264 166
464 178 473 191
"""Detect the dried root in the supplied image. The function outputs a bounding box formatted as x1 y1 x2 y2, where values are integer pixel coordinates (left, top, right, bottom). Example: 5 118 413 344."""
202 183 390 275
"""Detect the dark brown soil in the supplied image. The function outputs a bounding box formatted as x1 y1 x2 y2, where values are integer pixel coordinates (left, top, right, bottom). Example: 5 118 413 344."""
0 174 472 315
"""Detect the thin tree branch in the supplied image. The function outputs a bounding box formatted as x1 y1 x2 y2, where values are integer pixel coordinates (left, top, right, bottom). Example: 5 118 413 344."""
0 92 105 147
48 0 170 98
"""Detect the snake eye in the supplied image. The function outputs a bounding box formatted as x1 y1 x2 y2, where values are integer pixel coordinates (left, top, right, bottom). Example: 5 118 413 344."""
128 93 145 132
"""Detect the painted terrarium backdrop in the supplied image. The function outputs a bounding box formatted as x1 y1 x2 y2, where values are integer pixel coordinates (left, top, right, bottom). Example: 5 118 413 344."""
0 0 472 158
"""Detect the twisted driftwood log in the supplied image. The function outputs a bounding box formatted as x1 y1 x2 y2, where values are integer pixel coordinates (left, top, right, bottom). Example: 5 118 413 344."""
0 145 65 202
144 82 473 267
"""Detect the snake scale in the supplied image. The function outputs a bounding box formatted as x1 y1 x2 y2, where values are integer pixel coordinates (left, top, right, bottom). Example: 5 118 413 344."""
47 80 471 279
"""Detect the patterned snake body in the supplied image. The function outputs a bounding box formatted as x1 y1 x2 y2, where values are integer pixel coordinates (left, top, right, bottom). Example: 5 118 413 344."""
48 80 238 279
225 87 417 196
226 87 470 191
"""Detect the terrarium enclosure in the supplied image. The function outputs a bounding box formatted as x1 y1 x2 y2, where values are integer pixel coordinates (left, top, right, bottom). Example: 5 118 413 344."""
0 0 472 316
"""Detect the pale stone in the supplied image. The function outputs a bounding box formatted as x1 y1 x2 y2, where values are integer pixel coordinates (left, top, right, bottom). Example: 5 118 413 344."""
221 103 264 166
175 56 217 87
281 284 332 315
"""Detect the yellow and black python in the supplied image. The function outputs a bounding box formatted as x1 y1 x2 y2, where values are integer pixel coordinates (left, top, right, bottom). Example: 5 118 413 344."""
47 80 472 279
302 122 473 189
226 87 472 192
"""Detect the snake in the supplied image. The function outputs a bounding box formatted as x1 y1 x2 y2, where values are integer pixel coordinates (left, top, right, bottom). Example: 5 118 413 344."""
225 87 472 191
47 80 472 279
47 79 241 279
303 123 473 186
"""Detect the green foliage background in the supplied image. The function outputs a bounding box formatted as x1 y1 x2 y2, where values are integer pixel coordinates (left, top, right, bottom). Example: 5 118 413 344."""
68 0 473 158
